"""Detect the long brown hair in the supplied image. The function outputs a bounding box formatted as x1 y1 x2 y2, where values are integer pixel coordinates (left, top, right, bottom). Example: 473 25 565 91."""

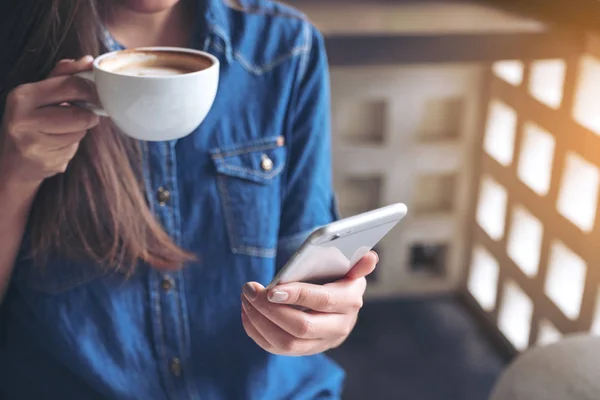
0 0 194 271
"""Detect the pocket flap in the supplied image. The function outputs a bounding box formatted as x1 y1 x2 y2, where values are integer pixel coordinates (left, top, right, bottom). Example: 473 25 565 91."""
210 136 286 184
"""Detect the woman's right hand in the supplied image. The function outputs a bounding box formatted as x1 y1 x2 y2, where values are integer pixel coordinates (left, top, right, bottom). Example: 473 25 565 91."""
0 56 100 186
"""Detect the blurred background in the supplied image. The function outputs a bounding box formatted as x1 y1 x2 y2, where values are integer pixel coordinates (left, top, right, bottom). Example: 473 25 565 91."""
284 0 600 399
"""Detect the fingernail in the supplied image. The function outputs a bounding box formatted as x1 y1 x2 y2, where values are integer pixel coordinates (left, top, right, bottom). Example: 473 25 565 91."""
371 251 379 264
81 55 95 63
241 297 250 311
268 290 289 303
242 283 257 300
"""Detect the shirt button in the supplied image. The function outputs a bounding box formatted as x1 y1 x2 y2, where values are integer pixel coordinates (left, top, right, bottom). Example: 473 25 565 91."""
261 155 273 171
161 276 174 292
157 187 171 206
170 358 182 377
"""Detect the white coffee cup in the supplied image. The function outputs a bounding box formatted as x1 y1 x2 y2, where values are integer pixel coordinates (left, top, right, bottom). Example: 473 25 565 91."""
76 47 219 142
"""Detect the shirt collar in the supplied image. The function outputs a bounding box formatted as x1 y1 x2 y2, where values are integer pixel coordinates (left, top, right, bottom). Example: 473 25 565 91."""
100 28 121 51
204 1 231 43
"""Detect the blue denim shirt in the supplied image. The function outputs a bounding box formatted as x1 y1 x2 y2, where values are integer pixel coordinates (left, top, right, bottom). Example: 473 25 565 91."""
0 1 344 399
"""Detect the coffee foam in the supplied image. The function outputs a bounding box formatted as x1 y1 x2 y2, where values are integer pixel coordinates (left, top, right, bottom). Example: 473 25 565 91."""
99 50 212 76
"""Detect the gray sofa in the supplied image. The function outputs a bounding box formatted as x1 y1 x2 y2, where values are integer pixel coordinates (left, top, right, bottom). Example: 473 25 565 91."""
490 335 600 400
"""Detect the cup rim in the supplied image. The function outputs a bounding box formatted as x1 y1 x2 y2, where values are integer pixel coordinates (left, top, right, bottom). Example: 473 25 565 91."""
93 46 219 79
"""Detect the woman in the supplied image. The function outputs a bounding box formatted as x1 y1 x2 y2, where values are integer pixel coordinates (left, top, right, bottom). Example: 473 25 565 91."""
0 0 378 399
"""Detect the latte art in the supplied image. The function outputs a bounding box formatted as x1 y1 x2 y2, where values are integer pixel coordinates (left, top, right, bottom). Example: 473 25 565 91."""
99 50 212 77
114 65 195 77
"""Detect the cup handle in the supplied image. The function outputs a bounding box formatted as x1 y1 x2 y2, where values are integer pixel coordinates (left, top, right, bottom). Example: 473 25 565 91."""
73 71 108 117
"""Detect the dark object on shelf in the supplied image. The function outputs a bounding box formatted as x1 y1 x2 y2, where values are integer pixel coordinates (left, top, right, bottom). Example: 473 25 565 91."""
409 243 447 276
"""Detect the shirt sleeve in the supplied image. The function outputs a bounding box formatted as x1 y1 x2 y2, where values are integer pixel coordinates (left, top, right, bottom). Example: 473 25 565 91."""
276 24 339 271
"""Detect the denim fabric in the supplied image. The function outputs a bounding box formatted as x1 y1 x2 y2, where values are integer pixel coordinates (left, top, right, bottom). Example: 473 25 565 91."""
0 1 343 399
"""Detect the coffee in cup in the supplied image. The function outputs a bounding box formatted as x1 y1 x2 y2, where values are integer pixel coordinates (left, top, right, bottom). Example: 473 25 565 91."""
99 50 213 77
76 47 219 142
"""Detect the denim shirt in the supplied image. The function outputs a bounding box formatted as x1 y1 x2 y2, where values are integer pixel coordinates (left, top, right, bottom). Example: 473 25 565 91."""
0 1 344 399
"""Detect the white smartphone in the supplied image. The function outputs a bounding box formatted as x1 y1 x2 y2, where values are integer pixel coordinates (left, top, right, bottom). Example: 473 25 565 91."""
267 203 408 289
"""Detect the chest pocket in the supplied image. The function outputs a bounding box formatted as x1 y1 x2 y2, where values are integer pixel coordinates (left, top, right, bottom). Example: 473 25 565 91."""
211 136 287 257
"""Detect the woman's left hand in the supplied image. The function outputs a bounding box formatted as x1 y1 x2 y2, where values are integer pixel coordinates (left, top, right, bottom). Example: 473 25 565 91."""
241 251 378 356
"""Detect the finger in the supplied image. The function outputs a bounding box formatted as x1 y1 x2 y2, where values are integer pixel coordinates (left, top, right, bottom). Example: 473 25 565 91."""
15 75 98 109
47 59 75 78
266 278 366 314
241 311 275 352
17 132 86 156
345 251 378 280
45 132 87 150
48 55 94 78
52 142 81 161
241 295 323 355
246 291 352 340
29 105 99 134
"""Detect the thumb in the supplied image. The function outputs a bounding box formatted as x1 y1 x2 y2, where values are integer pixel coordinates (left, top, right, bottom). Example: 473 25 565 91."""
345 251 378 280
